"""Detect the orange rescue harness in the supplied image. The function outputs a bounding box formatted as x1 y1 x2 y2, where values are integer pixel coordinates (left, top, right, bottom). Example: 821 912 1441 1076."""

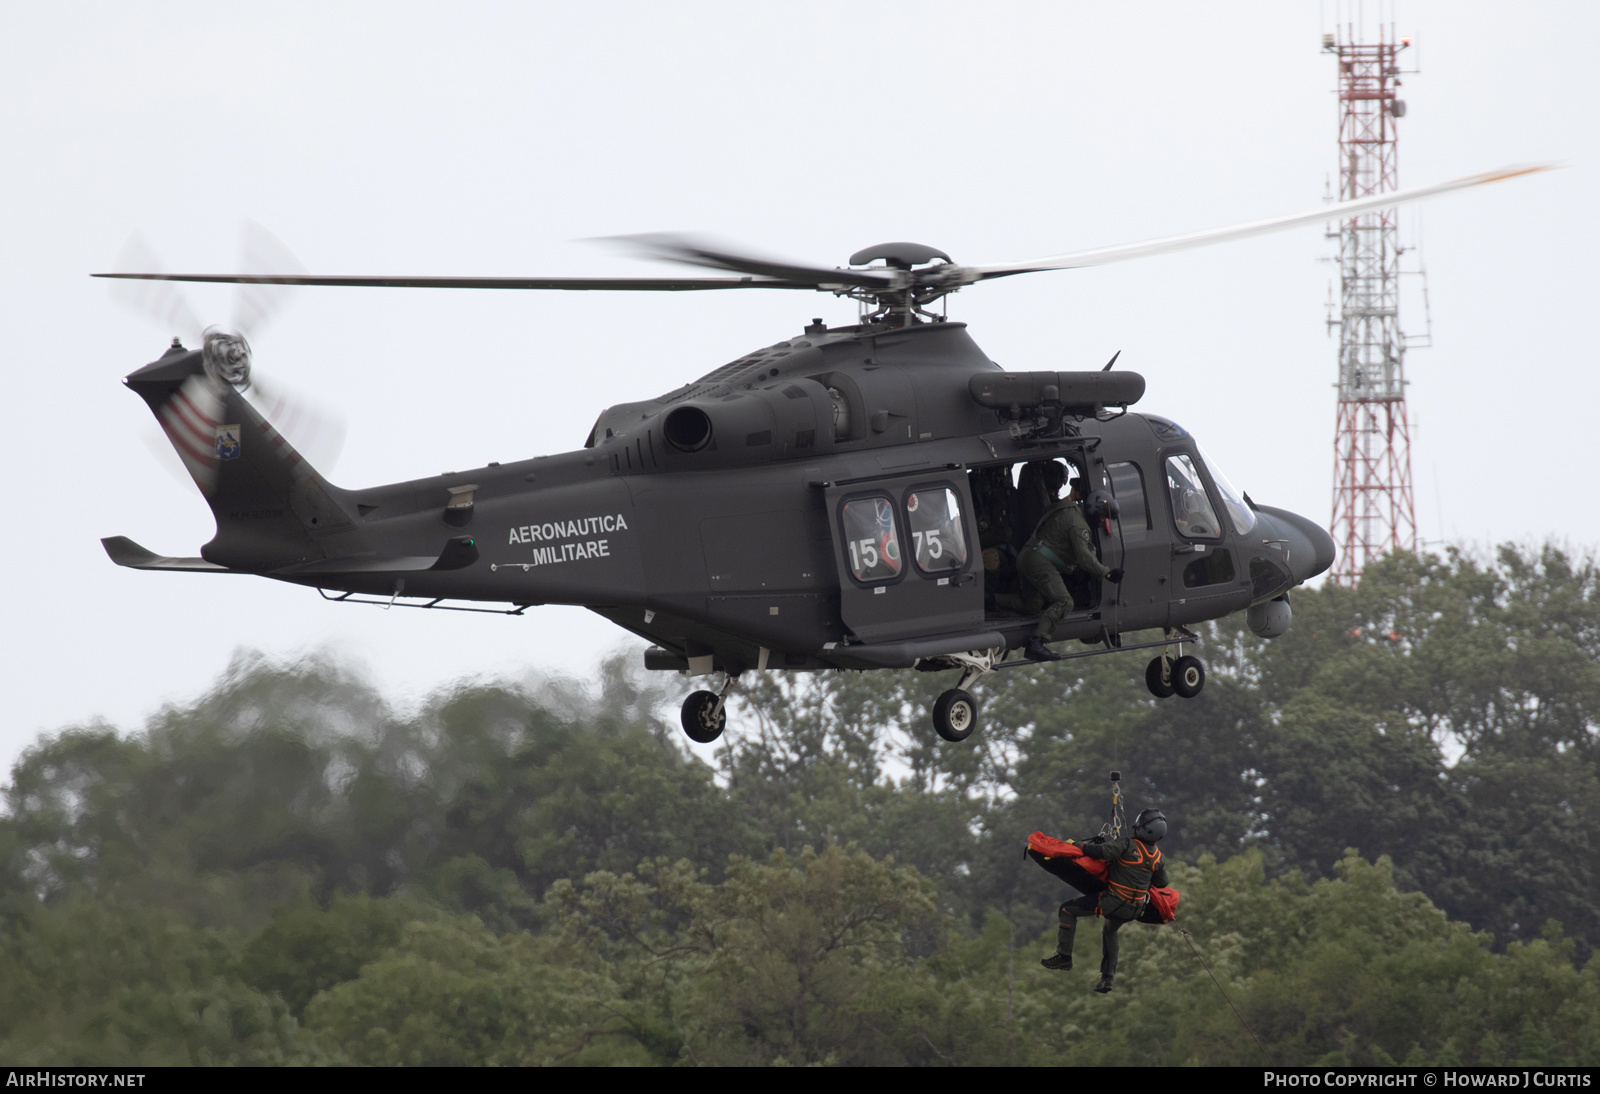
1104 839 1162 904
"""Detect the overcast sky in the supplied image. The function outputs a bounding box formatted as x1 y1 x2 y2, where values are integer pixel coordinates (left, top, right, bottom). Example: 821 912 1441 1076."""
2 1 1593 772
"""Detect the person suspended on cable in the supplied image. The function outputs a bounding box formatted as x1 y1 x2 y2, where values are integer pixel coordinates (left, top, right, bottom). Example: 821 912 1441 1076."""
1040 808 1168 994
1017 460 1123 662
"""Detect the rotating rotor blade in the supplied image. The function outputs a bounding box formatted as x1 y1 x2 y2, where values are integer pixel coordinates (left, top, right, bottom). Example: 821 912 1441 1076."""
105 221 306 340
245 375 346 475
602 233 895 290
94 272 821 291
106 234 203 340
106 225 343 476
966 163 1558 278
231 218 306 338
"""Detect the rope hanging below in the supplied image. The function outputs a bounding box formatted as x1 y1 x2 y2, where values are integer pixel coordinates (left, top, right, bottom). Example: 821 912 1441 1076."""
1176 926 1269 1063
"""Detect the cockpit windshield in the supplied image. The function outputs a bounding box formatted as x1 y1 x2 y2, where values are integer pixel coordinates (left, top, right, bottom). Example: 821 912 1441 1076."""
1197 443 1257 536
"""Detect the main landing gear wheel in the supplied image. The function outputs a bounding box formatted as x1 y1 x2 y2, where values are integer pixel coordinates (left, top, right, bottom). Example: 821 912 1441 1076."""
681 690 726 743
932 688 978 742
1145 657 1176 699
1172 655 1205 699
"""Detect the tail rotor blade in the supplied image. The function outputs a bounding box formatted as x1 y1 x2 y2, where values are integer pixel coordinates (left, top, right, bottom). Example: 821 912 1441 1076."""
107 234 202 341
230 218 307 338
243 375 346 475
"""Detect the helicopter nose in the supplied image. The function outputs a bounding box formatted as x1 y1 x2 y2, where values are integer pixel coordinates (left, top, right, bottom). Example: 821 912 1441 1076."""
1253 505 1337 584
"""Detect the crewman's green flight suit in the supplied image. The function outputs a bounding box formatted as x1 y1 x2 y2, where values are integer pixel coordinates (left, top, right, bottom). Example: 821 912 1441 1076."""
1056 834 1168 984
1018 498 1112 640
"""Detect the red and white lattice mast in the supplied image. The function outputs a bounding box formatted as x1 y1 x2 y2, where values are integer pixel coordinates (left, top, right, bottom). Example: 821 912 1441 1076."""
1323 22 1421 586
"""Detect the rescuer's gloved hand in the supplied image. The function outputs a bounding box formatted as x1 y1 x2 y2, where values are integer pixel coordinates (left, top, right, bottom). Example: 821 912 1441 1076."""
1086 835 1106 846
1107 568 1124 584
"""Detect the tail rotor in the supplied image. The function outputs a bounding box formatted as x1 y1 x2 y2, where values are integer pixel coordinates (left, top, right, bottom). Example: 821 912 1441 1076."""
108 222 344 486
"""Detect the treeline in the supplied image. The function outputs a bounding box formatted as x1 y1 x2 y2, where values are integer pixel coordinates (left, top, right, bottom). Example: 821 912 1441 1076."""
1 544 1597 1065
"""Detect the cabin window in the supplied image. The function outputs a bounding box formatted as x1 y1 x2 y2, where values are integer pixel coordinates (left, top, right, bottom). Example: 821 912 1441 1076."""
840 495 904 582
1107 462 1150 531
905 486 969 574
1165 454 1223 540
1183 549 1236 588
1250 555 1292 600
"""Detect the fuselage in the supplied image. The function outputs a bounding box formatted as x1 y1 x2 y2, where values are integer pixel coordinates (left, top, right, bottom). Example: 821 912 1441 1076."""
123 321 1334 676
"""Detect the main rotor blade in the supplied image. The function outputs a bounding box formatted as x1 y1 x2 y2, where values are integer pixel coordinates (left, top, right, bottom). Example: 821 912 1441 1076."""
604 233 896 289
968 163 1557 277
93 273 821 291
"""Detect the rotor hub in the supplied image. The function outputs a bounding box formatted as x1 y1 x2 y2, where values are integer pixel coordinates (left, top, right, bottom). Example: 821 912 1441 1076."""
848 241 953 270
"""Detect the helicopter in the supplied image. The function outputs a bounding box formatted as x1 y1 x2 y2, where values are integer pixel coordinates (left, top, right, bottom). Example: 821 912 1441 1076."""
97 165 1547 745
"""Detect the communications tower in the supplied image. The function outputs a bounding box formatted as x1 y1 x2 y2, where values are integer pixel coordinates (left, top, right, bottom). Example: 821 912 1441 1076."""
1323 23 1420 586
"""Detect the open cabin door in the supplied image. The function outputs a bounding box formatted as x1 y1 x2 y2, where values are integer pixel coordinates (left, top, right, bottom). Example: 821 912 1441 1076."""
824 471 984 643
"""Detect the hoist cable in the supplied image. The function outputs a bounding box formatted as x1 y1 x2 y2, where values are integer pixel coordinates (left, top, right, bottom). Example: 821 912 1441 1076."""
1101 770 1124 840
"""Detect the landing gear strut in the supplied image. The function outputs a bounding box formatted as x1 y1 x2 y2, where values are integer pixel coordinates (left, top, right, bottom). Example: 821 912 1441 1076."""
681 672 737 743
1145 656 1176 698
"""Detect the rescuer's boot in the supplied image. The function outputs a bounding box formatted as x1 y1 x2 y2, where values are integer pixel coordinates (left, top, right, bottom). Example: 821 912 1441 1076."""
1040 953 1073 971
1093 975 1114 994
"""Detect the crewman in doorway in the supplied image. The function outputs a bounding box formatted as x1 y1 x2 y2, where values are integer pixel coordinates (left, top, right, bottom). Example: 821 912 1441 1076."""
1017 461 1122 661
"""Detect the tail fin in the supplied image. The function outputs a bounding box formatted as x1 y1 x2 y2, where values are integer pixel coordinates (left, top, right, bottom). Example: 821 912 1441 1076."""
125 342 352 570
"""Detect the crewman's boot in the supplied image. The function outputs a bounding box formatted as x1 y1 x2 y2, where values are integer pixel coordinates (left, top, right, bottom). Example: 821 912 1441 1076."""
1093 975 1114 994
1024 637 1061 662
1040 953 1073 971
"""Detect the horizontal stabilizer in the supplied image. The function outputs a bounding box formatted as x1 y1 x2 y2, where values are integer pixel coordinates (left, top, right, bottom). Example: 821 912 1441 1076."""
101 536 233 572
271 536 479 577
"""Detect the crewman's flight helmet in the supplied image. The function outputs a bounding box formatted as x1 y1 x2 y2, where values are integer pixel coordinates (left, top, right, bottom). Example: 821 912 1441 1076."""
1040 459 1070 496
1133 809 1167 843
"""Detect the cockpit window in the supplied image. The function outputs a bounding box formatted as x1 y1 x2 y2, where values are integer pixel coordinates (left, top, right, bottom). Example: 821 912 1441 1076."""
1165 454 1222 540
1196 444 1257 536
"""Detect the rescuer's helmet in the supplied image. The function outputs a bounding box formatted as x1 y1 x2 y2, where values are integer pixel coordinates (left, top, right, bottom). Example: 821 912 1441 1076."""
1133 808 1168 843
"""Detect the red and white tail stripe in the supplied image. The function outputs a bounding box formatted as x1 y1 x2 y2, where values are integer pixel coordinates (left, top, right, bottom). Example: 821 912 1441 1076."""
158 375 225 494
251 388 307 478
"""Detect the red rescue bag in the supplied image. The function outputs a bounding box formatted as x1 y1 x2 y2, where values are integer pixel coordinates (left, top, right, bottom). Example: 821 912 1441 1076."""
1146 885 1180 923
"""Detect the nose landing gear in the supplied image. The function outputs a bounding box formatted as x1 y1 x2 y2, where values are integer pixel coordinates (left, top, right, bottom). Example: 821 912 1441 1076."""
1171 655 1205 698
1144 632 1205 700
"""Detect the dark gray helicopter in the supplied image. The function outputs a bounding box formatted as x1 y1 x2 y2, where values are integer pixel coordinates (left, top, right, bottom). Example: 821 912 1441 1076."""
97 166 1546 744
